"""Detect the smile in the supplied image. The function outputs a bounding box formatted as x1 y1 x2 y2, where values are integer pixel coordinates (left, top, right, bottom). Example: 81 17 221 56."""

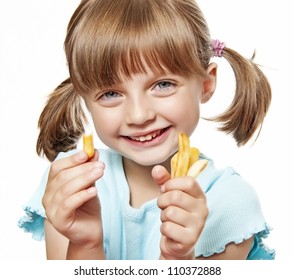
127 129 166 142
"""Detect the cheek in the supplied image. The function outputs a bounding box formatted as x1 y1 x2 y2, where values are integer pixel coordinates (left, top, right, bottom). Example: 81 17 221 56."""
179 103 200 133
90 109 118 140
160 95 200 129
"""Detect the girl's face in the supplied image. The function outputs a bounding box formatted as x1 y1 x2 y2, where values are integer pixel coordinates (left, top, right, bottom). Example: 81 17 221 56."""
84 65 216 167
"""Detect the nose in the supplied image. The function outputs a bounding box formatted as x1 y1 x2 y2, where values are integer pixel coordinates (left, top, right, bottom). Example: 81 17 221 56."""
125 96 156 126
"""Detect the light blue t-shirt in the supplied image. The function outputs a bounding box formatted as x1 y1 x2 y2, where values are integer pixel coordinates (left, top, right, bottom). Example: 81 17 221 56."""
18 149 275 259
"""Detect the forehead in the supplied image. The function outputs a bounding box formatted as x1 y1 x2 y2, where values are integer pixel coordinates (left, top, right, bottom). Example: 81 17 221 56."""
111 61 178 87
67 0 208 93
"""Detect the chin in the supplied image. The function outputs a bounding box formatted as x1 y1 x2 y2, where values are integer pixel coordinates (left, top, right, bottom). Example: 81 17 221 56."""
128 153 172 167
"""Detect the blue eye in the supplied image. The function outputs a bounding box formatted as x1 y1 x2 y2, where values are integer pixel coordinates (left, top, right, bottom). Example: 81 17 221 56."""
154 80 176 93
101 91 120 99
156 81 172 89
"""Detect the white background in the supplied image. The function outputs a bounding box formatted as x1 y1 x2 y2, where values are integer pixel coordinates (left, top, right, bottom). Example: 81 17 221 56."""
0 0 293 261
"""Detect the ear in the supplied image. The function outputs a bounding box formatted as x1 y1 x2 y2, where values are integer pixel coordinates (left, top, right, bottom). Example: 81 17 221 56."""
201 63 217 104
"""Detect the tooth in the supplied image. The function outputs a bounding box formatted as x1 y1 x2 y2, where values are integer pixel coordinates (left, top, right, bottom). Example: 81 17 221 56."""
146 135 152 140
130 130 163 142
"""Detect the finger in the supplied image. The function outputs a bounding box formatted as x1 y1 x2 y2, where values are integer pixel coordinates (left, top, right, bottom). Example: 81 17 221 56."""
160 221 193 246
43 161 104 212
58 187 98 219
160 231 196 259
160 204 208 231
151 165 171 186
49 187 98 229
48 151 89 180
49 148 100 179
48 160 104 193
161 205 190 227
54 161 104 198
164 176 206 199
158 189 204 212
43 172 102 223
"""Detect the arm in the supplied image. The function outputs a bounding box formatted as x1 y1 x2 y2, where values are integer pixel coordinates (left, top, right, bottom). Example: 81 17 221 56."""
44 219 68 259
45 217 106 260
44 217 105 260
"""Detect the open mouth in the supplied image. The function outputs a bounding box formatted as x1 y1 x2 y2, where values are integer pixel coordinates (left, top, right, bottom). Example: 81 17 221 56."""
127 128 168 143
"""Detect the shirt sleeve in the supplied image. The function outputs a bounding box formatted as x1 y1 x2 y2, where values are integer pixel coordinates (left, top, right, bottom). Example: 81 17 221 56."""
196 165 273 258
17 150 78 241
17 167 49 241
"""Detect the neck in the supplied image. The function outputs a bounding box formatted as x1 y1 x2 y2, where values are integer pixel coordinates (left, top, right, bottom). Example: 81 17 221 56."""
122 157 171 208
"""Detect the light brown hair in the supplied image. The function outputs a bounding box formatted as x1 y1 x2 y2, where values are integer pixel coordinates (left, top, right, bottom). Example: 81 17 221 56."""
37 0 271 161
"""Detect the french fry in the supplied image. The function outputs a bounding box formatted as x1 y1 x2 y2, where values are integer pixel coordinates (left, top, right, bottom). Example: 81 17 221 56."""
187 159 208 178
83 133 95 158
174 132 190 177
171 132 208 178
170 153 178 178
188 147 200 167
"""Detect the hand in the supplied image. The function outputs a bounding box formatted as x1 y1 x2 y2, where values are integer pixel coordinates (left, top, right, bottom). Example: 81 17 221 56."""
42 150 105 249
152 165 208 260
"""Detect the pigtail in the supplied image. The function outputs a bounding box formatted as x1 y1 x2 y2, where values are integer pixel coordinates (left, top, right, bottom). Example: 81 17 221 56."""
211 47 271 145
36 78 87 162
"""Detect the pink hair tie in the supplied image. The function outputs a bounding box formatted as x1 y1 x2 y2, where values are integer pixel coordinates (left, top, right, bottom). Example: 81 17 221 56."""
212 39 225 57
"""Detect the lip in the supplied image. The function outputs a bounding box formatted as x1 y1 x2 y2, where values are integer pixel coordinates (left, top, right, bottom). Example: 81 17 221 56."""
122 127 171 147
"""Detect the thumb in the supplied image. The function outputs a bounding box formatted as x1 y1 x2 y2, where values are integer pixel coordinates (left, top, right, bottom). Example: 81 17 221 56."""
151 165 171 186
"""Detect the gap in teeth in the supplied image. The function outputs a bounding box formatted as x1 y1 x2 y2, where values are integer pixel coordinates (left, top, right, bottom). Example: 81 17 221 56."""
130 130 162 142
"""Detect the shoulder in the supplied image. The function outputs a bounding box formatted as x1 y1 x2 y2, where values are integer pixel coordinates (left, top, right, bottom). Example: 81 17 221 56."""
198 156 259 205
200 158 263 221
195 155 269 257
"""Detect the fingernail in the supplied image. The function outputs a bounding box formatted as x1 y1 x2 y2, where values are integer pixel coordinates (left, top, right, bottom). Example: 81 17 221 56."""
160 184 166 193
91 162 104 177
78 151 87 161
94 161 105 169
87 186 97 194
91 167 101 177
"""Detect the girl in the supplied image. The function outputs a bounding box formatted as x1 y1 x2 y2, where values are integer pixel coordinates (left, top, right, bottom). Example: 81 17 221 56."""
19 0 274 260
